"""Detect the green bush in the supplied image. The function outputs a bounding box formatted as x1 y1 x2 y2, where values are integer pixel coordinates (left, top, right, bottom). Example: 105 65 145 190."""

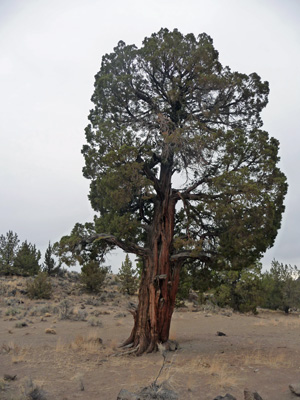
80 261 109 293
26 272 52 299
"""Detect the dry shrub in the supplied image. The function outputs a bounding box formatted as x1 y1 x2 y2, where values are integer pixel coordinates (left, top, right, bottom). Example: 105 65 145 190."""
27 272 52 299
22 378 47 400
28 305 53 317
171 355 237 389
71 307 88 321
5 307 21 316
88 317 103 327
58 299 73 319
1 341 29 364
56 331 103 354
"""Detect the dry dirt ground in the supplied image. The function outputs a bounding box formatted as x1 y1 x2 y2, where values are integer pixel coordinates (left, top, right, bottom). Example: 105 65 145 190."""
0 274 300 400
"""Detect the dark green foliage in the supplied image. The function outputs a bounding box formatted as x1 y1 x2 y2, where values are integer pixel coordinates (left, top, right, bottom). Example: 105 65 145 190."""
0 231 19 275
43 242 60 275
54 223 111 267
214 263 263 313
14 240 41 276
118 254 138 295
78 27 287 269
261 260 300 312
176 265 194 305
26 272 52 299
80 261 109 293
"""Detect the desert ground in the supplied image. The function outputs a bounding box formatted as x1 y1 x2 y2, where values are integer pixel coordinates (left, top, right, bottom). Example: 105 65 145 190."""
0 274 300 400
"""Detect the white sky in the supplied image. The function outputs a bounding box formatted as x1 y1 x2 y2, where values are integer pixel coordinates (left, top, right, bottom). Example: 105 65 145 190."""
0 0 299 273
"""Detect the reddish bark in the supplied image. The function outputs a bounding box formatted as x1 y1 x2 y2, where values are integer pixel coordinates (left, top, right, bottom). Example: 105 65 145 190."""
121 162 181 355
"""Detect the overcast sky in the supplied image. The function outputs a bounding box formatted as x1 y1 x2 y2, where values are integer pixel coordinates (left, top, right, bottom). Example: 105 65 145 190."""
0 0 299 272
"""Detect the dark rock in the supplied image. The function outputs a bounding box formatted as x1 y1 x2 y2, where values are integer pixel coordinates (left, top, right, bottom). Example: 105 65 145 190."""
214 394 236 400
114 312 127 318
216 331 227 336
128 301 137 310
4 374 17 381
244 390 263 400
289 384 300 396
163 340 180 352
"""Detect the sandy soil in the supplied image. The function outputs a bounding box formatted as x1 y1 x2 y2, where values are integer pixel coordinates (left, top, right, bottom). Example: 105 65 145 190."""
0 275 300 400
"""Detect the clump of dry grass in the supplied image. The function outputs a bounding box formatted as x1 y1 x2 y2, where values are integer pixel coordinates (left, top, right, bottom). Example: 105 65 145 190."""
28 305 54 317
242 349 293 368
56 331 103 354
45 328 56 334
170 355 238 389
1 341 29 364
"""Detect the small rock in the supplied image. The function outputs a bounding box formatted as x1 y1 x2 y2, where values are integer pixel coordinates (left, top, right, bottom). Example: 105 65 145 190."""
244 390 263 400
214 394 236 400
289 384 300 396
163 340 179 352
216 331 227 336
221 311 232 317
114 313 127 318
4 374 17 381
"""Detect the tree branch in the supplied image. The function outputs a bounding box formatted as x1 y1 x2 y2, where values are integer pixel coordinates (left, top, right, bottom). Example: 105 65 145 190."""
136 154 161 195
170 252 211 262
80 234 148 257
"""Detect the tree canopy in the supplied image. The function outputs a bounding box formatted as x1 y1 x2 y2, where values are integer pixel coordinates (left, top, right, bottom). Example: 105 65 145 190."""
81 28 286 267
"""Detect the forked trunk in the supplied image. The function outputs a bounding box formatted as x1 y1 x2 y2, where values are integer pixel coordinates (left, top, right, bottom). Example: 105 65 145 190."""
121 166 180 355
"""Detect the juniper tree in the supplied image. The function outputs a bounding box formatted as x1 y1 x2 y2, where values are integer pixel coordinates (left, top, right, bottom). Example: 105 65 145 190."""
43 242 60 275
14 240 41 276
118 254 138 295
0 231 19 275
58 29 287 354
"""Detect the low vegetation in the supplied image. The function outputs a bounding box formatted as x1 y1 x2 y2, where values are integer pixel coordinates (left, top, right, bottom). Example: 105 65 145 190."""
26 272 52 299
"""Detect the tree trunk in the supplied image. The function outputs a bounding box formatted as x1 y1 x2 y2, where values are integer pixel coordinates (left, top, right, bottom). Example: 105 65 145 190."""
121 163 180 355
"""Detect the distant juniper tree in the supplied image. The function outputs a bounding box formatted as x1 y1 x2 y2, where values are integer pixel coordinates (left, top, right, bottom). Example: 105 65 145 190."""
43 242 60 275
214 262 263 313
0 231 20 275
261 260 300 312
14 240 41 276
80 260 110 293
118 254 138 295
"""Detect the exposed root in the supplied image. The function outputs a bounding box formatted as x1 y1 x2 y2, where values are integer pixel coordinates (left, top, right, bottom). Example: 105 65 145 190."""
110 345 140 357
118 343 134 349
